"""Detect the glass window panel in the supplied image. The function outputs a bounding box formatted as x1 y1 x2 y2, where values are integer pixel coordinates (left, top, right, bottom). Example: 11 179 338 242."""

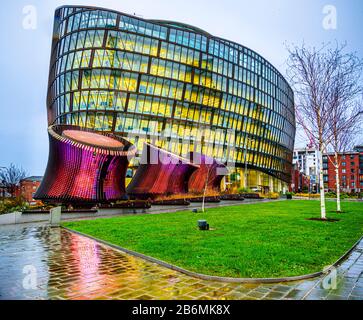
79 11 90 29
66 15 74 33
88 11 99 28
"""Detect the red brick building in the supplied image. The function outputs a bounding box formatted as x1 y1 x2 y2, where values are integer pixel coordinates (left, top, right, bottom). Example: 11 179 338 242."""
290 163 310 193
19 176 43 203
323 146 363 193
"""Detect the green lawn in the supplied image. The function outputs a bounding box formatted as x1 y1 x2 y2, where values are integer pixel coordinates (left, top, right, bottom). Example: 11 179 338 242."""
63 201 363 278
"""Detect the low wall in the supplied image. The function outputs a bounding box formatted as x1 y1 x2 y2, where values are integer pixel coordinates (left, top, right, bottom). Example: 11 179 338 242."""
0 207 149 226
0 212 23 225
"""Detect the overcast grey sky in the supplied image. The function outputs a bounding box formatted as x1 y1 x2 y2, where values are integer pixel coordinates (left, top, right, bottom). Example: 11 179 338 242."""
0 0 362 175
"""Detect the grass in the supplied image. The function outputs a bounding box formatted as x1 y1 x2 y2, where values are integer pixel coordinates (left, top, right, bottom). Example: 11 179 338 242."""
63 200 363 278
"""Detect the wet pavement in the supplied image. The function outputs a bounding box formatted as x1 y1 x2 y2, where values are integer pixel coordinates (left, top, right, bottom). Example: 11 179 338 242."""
0 224 362 300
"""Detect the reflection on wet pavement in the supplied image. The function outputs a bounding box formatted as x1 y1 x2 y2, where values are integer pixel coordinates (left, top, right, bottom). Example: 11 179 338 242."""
0 224 362 300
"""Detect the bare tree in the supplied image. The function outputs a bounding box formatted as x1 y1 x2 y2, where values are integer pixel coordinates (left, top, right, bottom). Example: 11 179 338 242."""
327 89 363 213
0 164 27 197
286 43 362 220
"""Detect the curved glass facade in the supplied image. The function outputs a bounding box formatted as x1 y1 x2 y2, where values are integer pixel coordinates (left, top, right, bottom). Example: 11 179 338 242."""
47 5 296 187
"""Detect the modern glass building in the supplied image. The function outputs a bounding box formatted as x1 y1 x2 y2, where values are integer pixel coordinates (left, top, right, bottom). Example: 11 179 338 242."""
47 5 296 192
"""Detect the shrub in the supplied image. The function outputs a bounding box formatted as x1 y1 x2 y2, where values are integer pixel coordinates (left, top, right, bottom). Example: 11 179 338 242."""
0 196 28 215
295 193 320 198
325 192 337 198
264 192 280 199
347 192 360 198
237 187 253 194
28 202 45 210
325 191 363 199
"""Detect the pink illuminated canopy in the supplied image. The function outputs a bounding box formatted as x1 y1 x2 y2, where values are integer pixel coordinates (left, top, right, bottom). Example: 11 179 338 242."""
63 130 124 149
35 125 135 203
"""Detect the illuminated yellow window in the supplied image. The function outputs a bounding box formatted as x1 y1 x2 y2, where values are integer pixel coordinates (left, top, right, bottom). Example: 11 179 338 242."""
113 72 122 89
140 120 149 132
162 63 171 78
150 100 159 115
80 92 89 110
124 117 134 131
171 85 180 100
133 37 143 53
81 72 91 89
212 114 219 126
174 106 182 119
86 113 95 129
193 109 200 122
165 103 172 117
202 93 210 106
160 47 167 59
72 92 80 111
181 106 188 119
154 82 162 96
143 101 152 114
184 87 190 101
178 126 185 137
157 101 167 116
205 111 212 124
186 55 194 66
80 50 92 68
120 73 138 91
78 112 86 127
124 39 134 51
105 114 113 130
88 93 97 110
70 72 78 91
218 116 224 127
115 114 124 132
204 76 212 88
191 91 199 103
93 50 103 67
140 58 148 73
214 96 221 108
150 39 159 56
193 73 200 86
128 96 136 112
73 51 82 69
150 62 158 76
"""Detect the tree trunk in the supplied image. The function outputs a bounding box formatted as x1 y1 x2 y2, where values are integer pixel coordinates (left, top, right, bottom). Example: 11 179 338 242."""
202 167 210 213
319 151 327 220
202 185 206 213
334 152 341 213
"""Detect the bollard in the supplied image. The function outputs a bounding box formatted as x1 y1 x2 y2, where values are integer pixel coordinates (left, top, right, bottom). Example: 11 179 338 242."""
198 220 209 231
49 206 62 227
